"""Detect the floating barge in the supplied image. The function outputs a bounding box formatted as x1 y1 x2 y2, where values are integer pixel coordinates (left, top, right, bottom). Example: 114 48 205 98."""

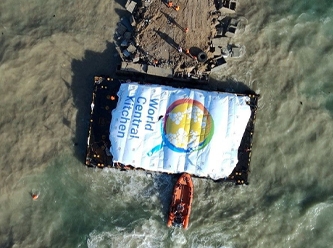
85 76 258 184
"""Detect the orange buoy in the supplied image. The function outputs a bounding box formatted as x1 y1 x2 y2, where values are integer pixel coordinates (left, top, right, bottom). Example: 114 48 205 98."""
32 194 39 200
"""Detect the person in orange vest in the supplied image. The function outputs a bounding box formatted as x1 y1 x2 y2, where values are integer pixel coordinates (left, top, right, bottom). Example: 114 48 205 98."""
167 1 173 8
173 5 180 11
185 49 194 59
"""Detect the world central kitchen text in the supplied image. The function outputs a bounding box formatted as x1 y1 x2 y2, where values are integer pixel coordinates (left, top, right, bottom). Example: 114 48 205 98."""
117 95 158 138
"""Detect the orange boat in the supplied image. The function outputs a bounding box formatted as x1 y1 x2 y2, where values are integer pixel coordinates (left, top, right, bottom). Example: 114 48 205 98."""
167 173 193 229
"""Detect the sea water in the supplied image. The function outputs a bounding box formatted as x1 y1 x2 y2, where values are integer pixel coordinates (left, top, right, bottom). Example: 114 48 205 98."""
1 0 333 247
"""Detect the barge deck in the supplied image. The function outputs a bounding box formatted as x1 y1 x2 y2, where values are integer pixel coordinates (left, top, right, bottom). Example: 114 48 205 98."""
85 76 258 185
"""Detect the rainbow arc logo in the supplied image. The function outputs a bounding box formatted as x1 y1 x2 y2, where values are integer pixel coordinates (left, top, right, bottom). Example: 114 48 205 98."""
148 99 214 156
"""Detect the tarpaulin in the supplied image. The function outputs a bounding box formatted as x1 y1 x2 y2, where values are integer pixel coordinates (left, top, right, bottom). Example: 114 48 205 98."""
109 83 251 179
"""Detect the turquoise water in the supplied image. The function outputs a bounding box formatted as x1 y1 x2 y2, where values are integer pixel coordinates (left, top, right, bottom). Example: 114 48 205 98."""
1 0 333 247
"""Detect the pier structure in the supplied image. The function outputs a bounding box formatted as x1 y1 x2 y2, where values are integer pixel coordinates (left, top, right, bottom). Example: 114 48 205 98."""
115 0 244 81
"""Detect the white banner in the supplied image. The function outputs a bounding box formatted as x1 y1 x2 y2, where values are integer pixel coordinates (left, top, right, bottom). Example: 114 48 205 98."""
110 83 251 179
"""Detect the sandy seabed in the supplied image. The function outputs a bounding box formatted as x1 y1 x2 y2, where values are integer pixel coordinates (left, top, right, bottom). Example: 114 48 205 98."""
1 0 333 247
